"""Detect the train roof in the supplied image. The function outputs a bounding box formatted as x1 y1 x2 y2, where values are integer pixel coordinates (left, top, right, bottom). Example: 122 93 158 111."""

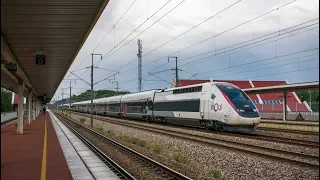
156 82 237 92
121 90 156 101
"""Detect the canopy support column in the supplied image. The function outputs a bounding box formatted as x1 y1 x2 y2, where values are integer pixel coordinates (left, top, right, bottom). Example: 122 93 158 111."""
283 92 287 121
28 91 32 124
17 81 24 134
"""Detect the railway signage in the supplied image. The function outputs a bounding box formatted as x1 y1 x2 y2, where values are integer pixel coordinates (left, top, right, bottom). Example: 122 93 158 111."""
36 51 46 65
36 55 45 65
5 63 17 72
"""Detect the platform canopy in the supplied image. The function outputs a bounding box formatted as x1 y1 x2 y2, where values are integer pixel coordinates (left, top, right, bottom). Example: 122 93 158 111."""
1 0 110 102
243 81 319 94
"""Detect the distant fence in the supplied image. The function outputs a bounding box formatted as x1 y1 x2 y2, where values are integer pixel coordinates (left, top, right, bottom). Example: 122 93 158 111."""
260 112 319 121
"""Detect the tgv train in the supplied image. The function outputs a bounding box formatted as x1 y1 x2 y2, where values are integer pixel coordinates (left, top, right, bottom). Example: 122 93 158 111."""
67 82 261 133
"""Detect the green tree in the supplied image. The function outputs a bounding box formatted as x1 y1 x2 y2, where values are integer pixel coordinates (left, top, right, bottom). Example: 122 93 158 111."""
56 89 129 105
1 87 14 112
296 89 319 102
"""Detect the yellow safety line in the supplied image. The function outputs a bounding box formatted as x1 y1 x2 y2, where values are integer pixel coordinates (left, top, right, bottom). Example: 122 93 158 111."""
41 113 47 180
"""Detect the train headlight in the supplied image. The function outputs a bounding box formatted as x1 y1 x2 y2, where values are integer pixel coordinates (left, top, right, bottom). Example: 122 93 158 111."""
253 109 257 112
237 109 244 112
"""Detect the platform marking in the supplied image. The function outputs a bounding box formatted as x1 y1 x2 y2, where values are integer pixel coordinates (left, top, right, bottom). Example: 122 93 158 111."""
41 113 47 180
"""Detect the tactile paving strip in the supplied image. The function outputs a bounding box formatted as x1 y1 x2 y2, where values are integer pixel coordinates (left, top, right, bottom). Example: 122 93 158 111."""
49 111 95 180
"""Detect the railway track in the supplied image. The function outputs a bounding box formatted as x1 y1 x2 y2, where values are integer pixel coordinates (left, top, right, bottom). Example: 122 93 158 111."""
257 127 319 136
54 113 135 180
55 112 192 180
67 111 319 169
207 130 319 148
70 111 319 148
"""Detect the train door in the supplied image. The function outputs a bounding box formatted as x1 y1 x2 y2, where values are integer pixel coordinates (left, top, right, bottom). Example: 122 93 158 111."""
123 103 126 117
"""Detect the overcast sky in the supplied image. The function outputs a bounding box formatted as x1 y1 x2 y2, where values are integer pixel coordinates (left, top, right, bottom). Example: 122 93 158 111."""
53 0 319 101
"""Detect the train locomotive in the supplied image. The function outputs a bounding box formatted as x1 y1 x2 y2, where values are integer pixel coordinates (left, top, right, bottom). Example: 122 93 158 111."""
68 81 261 133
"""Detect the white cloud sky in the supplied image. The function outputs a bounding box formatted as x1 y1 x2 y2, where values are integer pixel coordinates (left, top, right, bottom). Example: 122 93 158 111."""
53 0 319 101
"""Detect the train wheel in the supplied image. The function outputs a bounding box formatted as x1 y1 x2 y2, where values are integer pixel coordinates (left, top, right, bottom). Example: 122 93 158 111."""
204 121 210 130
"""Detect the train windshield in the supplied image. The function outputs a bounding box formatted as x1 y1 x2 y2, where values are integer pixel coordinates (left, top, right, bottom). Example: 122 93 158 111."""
216 84 259 117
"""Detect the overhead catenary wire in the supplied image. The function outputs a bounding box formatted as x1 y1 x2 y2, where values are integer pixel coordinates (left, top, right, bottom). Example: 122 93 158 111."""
94 0 187 67
117 22 318 85
109 10 317 86
144 59 319 88
203 57 319 79
97 0 299 79
55 1 318 97
76 0 307 88
94 0 173 66
138 48 319 87
96 0 244 72
69 0 138 73
121 18 319 77
76 0 176 79
147 23 319 80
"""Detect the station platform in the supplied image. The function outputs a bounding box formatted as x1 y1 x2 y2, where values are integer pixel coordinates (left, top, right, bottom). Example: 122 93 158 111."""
258 119 319 133
1 110 120 180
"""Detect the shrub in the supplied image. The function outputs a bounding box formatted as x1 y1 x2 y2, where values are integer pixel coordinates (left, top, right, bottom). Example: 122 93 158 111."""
97 127 104 132
136 139 147 147
210 169 222 179
152 144 162 154
79 118 86 124
173 153 190 164
122 136 148 148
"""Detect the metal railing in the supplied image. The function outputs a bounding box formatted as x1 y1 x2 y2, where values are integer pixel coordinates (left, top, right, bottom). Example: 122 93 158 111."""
1 112 17 123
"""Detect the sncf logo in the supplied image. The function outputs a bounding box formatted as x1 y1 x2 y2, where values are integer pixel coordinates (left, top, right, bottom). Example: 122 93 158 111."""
211 103 222 111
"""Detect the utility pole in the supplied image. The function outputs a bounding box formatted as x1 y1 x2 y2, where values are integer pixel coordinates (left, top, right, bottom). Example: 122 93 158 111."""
68 54 118 128
91 54 102 127
168 56 179 87
69 81 71 116
112 81 119 95
61 90 64 114
137 39 142 92
68 81 76 116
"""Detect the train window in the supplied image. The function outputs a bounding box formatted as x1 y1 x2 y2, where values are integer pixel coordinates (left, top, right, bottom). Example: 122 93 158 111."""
172 86 202 94
211 94 216 100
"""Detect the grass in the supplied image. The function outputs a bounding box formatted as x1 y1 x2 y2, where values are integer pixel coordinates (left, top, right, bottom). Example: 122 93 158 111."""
210 169 222 179
151 144 162 154
121 136 162 153
97 127 104 132
79 118 86 124
173 152 190 164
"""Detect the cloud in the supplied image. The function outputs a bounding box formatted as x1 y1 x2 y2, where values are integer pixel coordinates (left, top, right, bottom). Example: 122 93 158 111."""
53 0 319 100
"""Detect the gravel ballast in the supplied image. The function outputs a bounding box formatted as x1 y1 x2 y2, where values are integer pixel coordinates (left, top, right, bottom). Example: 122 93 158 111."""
67 112 319 179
